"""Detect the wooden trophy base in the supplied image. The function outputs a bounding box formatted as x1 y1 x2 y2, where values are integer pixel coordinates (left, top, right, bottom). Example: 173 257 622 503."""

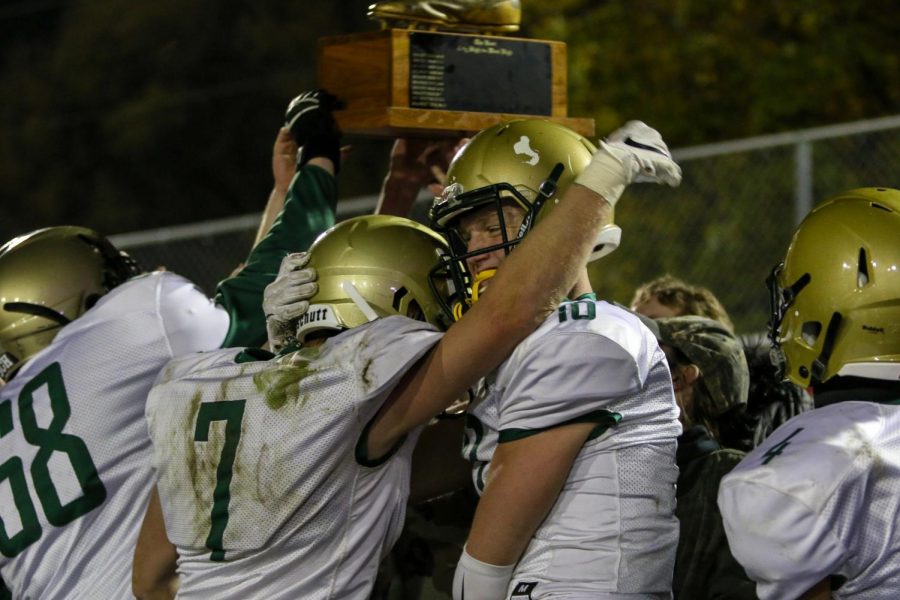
317 29 595 138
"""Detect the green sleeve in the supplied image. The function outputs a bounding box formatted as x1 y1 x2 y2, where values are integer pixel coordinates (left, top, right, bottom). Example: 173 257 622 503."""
214 165 337 348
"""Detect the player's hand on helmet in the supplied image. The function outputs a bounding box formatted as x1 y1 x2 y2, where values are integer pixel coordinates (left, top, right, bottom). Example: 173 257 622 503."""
263 252 318 352
575 120 681 207
284 89 344 173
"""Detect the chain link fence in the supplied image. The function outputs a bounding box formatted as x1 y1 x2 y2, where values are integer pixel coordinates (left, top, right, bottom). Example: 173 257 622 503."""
111 115 900 334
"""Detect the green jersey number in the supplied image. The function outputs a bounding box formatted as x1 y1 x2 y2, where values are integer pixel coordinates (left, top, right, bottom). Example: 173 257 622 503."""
558 300 596 323
0 362 107 558
761 427 804 465
194 400 246 562
462 414 489 494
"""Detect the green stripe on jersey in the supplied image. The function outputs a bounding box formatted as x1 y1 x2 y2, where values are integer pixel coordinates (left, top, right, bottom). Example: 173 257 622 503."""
498 410 622 443
355 416 407 468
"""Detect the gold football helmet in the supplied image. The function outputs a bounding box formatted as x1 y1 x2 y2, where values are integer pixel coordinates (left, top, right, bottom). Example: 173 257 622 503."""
429 119 619 317
0 226 140 380
296 215 453 342
768 187 900 387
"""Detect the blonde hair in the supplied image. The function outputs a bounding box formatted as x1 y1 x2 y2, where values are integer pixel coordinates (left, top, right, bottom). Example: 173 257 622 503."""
631 274 734 332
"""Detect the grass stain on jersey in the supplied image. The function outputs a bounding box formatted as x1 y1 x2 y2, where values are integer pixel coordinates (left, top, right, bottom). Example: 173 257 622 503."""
185 390 203 503
218 377 231 401
292 346 322 362
253 363 311 410
190 413 227 542
158 361 178 386
181 390 215 541
253 443 277 506
360 358 374 390
845 423 884 478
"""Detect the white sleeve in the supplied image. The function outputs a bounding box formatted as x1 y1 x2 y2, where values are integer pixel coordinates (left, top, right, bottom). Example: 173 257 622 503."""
718 474 849 600
354 317 443 396
156 272 230 356
499 330 642 432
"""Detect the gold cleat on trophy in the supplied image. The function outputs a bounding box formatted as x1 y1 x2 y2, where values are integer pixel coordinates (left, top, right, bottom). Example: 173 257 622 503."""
367 0 521 34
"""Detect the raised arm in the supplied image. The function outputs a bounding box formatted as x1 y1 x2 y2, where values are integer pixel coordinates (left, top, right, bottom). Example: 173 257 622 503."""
215 91 342 348
253 127 299 246
375 137 464 217
368 121 682 457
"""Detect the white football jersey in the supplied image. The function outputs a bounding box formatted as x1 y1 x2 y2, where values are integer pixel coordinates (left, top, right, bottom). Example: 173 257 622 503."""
146 316 442 600
463 299 681 599
0 272 229 599
718 400 900 600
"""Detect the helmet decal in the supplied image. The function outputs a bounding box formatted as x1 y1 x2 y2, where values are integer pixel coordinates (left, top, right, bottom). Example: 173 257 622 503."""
513 135 540 166
341 280 380 322
295 304 342 337
441 182 464 203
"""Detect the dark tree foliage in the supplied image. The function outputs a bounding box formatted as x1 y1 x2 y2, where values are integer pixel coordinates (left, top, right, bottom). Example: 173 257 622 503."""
1 0 897 253
522 0 900 145
0 0 382 241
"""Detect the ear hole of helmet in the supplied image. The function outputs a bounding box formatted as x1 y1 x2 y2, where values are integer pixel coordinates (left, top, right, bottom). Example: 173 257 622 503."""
390 286 426 323
392 287 408 312
811 312 844 383
406 300 424 322
857 248 870 288
801 321 822 346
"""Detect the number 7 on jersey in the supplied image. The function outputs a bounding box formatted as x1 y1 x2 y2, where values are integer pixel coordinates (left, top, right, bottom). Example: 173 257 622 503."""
194 400 245 562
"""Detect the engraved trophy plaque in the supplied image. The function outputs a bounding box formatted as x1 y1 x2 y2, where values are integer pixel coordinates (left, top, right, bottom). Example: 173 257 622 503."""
317 8 594 138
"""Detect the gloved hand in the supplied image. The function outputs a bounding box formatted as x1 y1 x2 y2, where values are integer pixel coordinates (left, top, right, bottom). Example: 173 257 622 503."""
452 546 515 600
574 120 681 206
263 252 318 352
284 89 343 173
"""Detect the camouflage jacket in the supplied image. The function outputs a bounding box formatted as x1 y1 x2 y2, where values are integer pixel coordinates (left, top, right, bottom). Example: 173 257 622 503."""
674 426 758 600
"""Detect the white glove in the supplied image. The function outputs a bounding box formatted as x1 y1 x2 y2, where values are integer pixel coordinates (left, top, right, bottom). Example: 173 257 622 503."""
452 546 515 600
574 120 682 206
263 252 318 352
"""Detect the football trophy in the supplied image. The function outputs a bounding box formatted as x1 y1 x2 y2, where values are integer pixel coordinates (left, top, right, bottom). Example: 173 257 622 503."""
317 0 594 137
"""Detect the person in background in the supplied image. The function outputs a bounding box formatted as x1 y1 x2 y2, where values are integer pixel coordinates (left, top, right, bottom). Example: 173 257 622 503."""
632 274 811 450
653 316 757 599
743 337 814 448
631 274 734 332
